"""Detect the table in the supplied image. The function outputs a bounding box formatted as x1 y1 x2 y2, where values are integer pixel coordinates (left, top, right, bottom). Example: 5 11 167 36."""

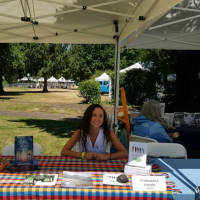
0 156 173 200
154 158 200 200
168 127 200 158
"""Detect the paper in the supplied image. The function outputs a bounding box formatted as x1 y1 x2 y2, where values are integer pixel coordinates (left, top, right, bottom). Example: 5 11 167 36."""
24 174 58 186
132 176 166 191
61 171 93 188
128 142 147 167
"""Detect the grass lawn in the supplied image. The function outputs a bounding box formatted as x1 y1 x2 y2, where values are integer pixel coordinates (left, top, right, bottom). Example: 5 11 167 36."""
0 87 112 156
0 115 80 156
0 87 89 155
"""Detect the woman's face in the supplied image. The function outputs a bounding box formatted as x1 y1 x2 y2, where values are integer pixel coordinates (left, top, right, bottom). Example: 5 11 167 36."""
90 107 104 128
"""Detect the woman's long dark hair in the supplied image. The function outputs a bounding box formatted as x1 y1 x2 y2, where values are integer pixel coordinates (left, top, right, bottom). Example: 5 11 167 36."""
80 104 110 152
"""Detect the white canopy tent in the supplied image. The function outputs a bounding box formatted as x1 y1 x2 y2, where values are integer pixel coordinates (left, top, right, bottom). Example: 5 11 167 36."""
47 76 58 82
95 72 112 99
38 77 44 82
95 72 111 82
121 0 200 49
120 62 145 72
0 0 181 131
58 77 67 83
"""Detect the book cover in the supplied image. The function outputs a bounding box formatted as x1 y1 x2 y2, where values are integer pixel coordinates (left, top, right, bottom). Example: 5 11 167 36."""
15 136 33 165
128 141 147 167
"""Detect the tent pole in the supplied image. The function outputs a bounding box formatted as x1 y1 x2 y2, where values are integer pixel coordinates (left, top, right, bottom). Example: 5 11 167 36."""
114 36 120 134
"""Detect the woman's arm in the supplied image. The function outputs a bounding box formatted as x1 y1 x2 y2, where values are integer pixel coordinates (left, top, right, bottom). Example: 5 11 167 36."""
61 129 96 159
109 131 128 159
61 129 82 158
95 131 128 160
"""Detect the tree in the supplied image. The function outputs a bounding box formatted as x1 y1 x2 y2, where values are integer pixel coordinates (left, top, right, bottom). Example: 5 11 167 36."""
167 50 200 111
23 43 69 92
67 44 115 83
0 43 25 94
139 49 200 111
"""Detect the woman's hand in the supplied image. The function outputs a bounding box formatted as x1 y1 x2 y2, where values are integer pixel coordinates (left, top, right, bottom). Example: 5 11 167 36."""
85 152 96 160
95 153 110 161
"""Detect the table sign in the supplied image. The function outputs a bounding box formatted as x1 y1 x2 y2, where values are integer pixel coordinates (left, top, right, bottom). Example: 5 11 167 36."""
128 142 147 167
132 176 166 191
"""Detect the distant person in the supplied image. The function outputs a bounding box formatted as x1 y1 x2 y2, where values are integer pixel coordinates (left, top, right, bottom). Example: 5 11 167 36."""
61 104 128 160
133 100 172 143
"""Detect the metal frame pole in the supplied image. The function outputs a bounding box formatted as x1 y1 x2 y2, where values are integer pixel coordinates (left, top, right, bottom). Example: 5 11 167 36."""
114 35 120 134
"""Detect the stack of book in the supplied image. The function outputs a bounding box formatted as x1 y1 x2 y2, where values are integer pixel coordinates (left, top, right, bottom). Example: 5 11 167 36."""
124 163 152 176
124 141 151 176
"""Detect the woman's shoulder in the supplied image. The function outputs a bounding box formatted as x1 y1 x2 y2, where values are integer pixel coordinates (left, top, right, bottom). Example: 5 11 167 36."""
73 129 81 138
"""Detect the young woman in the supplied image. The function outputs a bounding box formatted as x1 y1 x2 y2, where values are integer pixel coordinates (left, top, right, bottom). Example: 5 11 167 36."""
133 100 172 143
61 104 128 160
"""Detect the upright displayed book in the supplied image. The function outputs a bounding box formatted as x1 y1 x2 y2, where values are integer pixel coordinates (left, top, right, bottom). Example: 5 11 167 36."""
9 136 38 171
125 141 151 176
15 136 33 165
128 141 147 167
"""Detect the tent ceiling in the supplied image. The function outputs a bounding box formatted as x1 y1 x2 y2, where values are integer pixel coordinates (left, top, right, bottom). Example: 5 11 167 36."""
0 0 181 43
121 0 200 49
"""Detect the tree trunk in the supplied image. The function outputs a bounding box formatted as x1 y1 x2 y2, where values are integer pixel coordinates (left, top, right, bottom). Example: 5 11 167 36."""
42 76 48 92
0 72 4 94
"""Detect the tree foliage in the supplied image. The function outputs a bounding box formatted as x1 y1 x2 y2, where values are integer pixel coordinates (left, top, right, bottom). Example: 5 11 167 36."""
67 44 115 83
0 43 25 94
23 43 69 92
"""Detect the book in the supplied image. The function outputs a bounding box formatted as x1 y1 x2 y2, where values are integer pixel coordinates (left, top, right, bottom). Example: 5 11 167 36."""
24 174 58 186
128 141 147 167
15 136 33 165
61 171 93 188
124 164 152 176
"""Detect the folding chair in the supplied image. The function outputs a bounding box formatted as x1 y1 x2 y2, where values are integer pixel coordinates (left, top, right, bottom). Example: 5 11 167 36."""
2 143 43 156
130 135 158 143
147 143 187 158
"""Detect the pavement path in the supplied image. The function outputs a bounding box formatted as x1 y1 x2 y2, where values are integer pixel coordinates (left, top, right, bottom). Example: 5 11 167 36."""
0 110 81 121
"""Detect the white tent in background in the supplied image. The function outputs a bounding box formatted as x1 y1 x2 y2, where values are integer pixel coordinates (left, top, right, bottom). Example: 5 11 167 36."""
95 73 111 82
47 76 58 88
47 76 58 82
38 77 44 82
58 77 67 83
95 73 112 99
58 77 67 88
20 77 29 81
120 62 145 73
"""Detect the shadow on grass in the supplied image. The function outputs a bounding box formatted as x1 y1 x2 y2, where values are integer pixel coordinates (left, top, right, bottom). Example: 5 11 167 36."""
9 118 80 138
0 90 75 101
0 97 15 100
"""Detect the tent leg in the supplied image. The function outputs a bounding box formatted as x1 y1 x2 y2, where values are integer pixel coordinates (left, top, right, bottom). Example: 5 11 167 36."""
114 36 120 134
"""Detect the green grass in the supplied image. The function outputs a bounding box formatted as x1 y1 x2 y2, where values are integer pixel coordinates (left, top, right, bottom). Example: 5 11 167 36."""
0 87 111 156
0 115 80 156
